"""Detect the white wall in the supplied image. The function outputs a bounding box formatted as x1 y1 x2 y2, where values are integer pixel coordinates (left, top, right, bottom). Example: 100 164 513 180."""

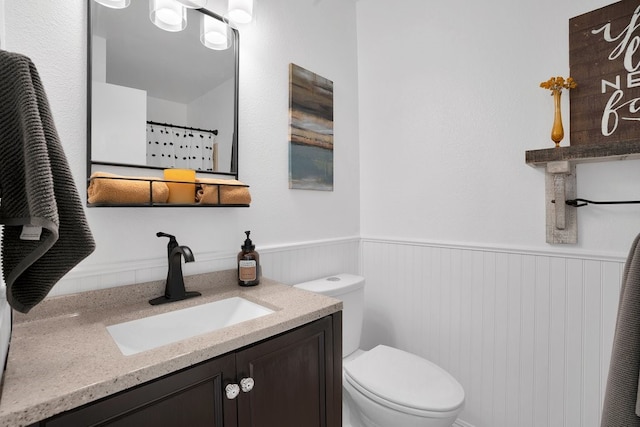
361 239 623 427
188 78 235 172
147 96 188 124
92 82 147 165
356 1 636 426
357 0 640 258
3 0 360 291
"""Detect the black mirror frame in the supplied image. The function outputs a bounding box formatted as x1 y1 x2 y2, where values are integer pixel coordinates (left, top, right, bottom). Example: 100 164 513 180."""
86 2 240 190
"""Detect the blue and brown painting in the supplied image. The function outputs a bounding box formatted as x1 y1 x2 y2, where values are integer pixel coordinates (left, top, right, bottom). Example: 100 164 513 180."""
288 63 334 191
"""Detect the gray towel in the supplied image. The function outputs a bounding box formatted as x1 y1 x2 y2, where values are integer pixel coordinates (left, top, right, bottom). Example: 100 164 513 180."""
0 50 95 313
601 233 640 426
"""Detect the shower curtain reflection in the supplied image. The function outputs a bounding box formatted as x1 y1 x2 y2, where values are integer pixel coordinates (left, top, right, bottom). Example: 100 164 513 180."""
146 122 218 172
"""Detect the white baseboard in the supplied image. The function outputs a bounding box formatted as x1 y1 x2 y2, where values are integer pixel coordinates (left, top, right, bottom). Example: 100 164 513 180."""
454 419 475 427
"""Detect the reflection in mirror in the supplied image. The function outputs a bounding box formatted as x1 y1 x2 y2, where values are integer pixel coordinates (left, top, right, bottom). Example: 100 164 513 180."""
88 0 238 177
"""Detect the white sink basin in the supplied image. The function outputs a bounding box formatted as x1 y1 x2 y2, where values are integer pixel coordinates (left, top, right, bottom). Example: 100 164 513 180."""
107 297 275 355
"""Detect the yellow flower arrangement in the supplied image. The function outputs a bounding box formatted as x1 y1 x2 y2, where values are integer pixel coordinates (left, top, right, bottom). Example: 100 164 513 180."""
539 76 577 147
540 76 577 93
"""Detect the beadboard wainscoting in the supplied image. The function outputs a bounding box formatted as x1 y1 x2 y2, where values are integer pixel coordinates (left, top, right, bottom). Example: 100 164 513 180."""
361 238 625 427
51 237 361 296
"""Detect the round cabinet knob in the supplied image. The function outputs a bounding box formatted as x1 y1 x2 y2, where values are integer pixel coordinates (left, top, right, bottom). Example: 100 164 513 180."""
225 383 240 400
240 377 254 393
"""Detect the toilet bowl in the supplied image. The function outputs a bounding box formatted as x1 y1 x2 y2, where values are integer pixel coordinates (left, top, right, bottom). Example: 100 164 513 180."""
294 274 465 427
344 345 464 427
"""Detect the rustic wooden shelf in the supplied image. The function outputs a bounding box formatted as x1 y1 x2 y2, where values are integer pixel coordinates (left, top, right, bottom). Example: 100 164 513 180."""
526 140 640 166
525 141 640 244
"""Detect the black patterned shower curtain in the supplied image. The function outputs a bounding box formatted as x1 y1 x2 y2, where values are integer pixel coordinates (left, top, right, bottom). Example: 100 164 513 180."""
146 123 216 172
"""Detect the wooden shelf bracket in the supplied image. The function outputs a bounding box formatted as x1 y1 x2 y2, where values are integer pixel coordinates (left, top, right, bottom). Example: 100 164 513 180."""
526 141 640 244
545 161 577 244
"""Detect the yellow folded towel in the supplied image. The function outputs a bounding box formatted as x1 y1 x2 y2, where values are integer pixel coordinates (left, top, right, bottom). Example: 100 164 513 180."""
88 172 169 204
196 178 251 205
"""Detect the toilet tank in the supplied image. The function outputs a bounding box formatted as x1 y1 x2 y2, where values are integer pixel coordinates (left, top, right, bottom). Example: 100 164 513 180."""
294 274 364 358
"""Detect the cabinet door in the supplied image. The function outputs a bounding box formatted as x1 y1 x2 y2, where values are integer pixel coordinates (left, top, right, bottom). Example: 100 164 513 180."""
41 353 237 427
235 315 341 427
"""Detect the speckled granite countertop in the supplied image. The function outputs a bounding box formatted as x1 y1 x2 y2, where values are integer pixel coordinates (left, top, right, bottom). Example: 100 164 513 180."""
0 270 341 426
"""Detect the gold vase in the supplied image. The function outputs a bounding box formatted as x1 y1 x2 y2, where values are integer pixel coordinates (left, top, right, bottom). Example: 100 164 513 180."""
550 89 564 147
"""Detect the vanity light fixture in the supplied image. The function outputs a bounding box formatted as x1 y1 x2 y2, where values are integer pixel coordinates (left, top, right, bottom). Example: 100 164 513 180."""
150 0 187 32
93 0 130 9
200 14 232 50
227 0 253 24
174 0 208 8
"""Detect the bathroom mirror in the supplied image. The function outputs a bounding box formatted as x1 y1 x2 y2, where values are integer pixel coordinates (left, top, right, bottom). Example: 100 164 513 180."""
88 0 238 177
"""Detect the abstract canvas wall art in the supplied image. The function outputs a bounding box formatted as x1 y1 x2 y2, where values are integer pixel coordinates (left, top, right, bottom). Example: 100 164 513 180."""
288 63 334 191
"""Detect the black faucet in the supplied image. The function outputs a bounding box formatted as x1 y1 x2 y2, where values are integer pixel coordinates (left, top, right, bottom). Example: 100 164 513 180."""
149 232 201 305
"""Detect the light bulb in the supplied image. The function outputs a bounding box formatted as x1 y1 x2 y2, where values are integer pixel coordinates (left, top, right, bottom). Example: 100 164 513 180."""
157 8 182 26
200 14 232 50
227 0 253 24
93 0 130 9
174 0 207 7
150 0 187 32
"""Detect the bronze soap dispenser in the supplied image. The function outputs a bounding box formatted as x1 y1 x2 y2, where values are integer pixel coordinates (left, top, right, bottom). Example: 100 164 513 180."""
237 231 260 286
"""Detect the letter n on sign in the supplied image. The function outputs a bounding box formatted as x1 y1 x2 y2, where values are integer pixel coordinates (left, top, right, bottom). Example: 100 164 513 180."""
570 1 640 146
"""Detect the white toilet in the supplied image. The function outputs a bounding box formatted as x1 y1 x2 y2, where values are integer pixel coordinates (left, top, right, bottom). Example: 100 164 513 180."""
294 274 465 427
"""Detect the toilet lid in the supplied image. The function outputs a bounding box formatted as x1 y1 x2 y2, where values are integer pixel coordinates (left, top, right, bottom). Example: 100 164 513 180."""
344 345 465 413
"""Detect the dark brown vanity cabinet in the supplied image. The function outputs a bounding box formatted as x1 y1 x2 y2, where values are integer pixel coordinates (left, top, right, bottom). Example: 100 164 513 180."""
33 313 342 427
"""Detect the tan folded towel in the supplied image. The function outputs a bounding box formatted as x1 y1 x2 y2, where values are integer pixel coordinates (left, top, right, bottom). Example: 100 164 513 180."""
88 172 169 204
196 178 251 205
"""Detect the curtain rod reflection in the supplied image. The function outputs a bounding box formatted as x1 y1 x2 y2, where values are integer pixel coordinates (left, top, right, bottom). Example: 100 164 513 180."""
146 120 218 136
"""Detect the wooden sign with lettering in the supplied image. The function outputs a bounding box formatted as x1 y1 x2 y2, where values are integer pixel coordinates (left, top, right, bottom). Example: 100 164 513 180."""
569 1 640 146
